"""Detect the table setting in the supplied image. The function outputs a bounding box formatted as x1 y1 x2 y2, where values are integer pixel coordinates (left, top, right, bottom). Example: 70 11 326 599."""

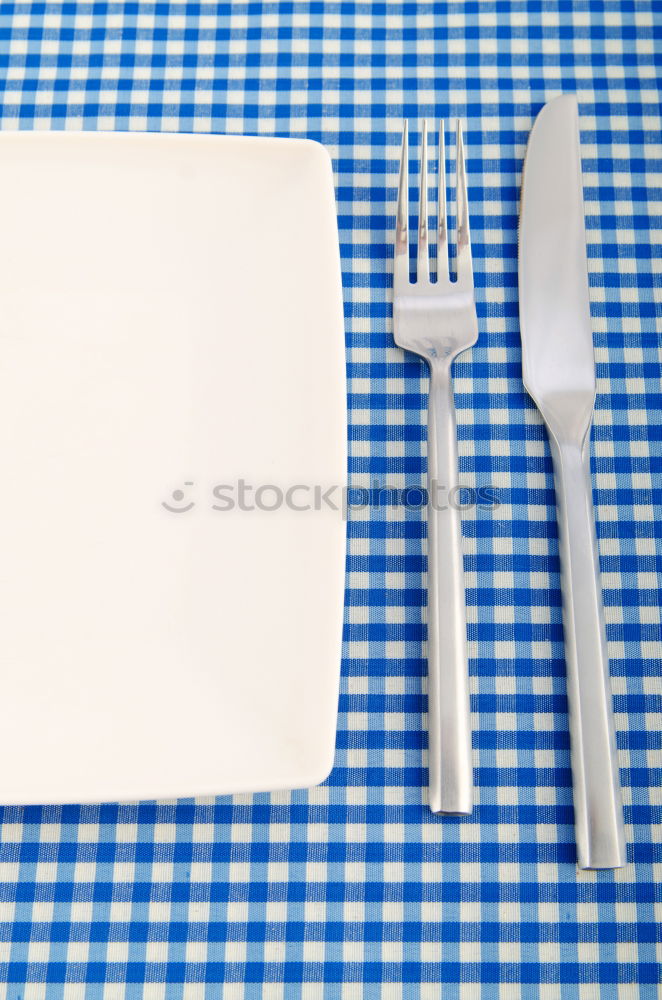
0 3 659 996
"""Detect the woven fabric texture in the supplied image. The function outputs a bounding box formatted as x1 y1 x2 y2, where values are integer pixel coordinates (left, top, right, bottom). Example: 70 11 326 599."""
0 3 660 997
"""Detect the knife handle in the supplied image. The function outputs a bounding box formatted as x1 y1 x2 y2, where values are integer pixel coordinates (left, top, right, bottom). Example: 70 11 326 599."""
550 434 626 869
425 361 473 815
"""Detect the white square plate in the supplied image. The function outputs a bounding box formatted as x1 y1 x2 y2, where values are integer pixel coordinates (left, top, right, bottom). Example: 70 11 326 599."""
0 132 346 804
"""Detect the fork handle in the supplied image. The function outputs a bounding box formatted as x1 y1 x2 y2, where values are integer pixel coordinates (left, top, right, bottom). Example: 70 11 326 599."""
549 434 626 869
426 361 473 815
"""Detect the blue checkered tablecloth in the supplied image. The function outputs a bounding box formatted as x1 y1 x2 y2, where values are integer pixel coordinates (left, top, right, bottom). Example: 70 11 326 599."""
0 3 660 997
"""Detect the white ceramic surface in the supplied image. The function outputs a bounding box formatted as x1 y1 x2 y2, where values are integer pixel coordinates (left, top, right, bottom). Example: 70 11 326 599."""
0 132 346 804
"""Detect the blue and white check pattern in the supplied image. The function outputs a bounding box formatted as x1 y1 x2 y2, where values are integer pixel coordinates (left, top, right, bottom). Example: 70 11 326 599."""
0 3 660 996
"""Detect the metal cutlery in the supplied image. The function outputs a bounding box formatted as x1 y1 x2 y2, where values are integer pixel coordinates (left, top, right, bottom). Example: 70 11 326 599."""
518 95 626 868
393 121 477 815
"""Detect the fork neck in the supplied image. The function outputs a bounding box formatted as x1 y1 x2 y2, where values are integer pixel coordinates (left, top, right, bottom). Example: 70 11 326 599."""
428 353 455 377
427 361 456 455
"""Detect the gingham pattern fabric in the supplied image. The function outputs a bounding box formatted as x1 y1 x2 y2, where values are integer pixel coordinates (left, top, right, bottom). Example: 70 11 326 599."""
0 3 660 997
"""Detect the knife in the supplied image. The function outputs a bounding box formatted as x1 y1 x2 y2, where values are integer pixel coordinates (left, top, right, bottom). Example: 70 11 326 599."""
518 95 626 869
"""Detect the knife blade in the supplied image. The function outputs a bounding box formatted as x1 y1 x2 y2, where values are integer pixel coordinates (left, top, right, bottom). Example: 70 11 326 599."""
519 95 626 869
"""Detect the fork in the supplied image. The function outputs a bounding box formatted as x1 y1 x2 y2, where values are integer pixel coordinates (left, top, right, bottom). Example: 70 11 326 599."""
393 120 478 815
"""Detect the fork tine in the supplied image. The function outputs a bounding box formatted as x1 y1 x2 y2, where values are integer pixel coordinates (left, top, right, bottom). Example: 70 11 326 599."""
417 120 430 281
437 120 449 281
394 121 409 289
455 120 473 286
